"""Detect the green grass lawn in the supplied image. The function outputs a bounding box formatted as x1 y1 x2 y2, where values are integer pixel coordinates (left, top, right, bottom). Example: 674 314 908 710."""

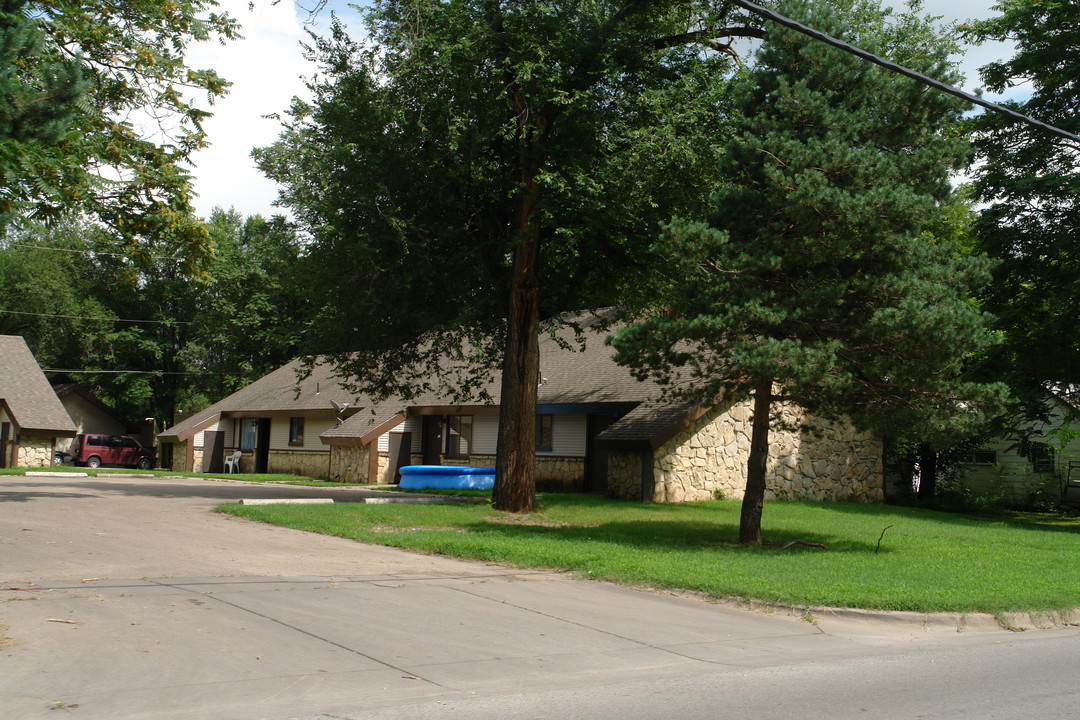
217 493 1080 614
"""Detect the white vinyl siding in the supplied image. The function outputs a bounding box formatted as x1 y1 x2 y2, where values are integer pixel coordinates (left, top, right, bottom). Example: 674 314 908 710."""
962 401 1080 499
193 419 225 449
269 417 336 450
405 416 421 453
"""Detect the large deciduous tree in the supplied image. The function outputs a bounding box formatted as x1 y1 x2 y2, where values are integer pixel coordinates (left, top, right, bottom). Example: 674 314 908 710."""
256 1 764 512
0 0 238 256
611 0 1008 544
961 1 1080 407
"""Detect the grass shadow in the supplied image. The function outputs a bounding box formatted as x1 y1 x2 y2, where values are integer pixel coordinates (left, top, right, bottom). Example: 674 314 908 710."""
463 517 883 554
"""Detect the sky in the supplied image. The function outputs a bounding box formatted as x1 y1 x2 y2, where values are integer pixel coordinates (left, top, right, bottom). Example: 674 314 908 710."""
182 0 1010 220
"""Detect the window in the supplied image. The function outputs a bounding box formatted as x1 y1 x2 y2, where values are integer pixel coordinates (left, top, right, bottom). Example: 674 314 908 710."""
1031 446 1054 473
444 416 472 457
536 414 554 452
240 419 257 451
289 417 304 446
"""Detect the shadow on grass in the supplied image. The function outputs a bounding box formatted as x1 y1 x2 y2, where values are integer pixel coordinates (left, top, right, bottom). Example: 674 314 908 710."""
820 499 1080 535
461 517 884 554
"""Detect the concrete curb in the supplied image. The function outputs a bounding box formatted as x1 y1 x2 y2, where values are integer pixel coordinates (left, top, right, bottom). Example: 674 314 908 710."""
657 589 1080 633
25 471 89 477
239 498 335 505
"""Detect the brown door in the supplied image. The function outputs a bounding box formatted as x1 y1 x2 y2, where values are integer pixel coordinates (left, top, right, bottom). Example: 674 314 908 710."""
422 416 442 465
387 431 412 483
255 419 271 473
204 431 225 473
585 415 615 493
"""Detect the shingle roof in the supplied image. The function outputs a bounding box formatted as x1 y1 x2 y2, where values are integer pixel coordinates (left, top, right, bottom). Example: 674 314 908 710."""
0 336 77 435
161 312 692 447
160 358 361 440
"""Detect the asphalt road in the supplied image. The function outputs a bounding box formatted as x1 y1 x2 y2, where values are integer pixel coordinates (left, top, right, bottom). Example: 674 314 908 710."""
2 473 1078 720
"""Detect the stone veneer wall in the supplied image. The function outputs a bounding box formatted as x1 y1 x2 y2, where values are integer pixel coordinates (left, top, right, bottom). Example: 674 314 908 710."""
376 453 392 484
649 398 883 504
16 434 54 468
536 457 585 492
171 441 187 472
269 449 331 479
329 445 369 483
192 446 204 474
608 450 648 501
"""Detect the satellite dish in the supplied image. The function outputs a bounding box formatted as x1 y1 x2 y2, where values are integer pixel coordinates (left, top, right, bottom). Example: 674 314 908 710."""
330 400 350 426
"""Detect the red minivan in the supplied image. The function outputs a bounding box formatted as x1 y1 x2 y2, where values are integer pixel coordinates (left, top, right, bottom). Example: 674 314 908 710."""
73 434 156 470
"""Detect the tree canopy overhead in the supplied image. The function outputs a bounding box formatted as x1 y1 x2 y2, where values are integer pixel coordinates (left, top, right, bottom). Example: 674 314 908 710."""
256 0 765 511
961 0 1080 407
0 0 239 258
611 0 1007 543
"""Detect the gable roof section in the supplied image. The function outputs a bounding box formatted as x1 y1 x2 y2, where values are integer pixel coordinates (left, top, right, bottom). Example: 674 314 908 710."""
159 358 361 441
162 312 701 449
52 381 133 430
0 335 77 435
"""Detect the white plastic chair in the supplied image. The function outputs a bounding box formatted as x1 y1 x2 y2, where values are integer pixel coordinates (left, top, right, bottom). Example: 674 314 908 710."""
224 450 242 473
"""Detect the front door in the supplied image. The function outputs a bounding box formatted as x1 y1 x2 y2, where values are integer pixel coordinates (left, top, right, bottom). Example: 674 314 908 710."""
204 431 225 473
255 419 271 473
585 414 615 493
387 431 412 483
421 416 442 465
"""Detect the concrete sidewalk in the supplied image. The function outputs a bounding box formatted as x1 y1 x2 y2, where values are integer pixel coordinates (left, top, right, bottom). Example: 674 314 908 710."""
0 473 1027 719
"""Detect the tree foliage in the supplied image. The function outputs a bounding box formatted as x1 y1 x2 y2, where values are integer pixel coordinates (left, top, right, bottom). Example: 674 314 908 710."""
961 0 1080 407
0 209 308 424
611 0 1007 543
0 0 239 258
256 0 764 511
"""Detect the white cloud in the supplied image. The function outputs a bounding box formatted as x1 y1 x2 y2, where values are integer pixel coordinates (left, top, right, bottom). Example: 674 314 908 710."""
184 0 362 219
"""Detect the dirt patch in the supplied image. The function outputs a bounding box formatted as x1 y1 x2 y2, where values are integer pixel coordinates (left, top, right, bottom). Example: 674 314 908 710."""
485 515 596 529
370 525 467 533
0 622 17 650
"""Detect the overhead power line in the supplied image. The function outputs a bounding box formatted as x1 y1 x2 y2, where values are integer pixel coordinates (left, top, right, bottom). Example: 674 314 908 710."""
0 309 191 325
5 243 182 261
729 0 1080 145
44 369 226 375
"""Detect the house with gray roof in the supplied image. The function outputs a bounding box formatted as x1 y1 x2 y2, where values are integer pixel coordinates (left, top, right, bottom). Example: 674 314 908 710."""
0 335 77 468
158 318 884 503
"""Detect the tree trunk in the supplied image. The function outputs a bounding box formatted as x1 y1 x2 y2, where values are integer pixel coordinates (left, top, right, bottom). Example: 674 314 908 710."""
492 234 540 513
739 377 773 545
492 102 545 514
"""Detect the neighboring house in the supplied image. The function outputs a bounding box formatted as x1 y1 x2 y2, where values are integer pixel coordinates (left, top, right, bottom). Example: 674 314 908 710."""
51 378 151 455
158 318 884 503
0 335 77 467
960 395 1080 505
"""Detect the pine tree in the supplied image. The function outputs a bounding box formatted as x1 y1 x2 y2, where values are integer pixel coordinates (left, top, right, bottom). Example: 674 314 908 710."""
612 0 1007 543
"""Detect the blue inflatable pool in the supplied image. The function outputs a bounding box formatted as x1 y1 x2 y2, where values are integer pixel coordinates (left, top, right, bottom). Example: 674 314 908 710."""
398 465 495 490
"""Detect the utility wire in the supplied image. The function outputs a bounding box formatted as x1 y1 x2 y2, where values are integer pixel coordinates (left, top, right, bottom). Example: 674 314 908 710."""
5 243 182 261
0 309 191 325
729 0 1080 145
44 369 225 375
